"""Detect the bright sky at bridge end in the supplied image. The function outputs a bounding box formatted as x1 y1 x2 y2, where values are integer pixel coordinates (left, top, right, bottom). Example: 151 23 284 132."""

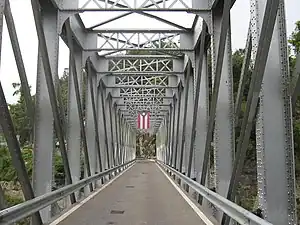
0 0 299 103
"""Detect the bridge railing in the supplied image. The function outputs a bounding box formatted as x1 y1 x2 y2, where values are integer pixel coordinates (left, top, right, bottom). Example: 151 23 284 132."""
156 160 272 225
0 160 135 225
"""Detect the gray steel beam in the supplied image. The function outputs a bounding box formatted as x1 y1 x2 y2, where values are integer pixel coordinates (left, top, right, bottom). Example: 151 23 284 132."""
183 63 194 179
105 55 181 59
91 29 187 33
31 1 75 222
104 92 115 168
86 47 191 51
96 82 109 173
178 62 192 173
113 96 172 99
253 0 296 223
86 0 190 32
97 32 178 47
60 8 209 13
166 111 171 164
99 82 111 170
211 6 235 221
66 20 94 193
119 116 124 164
96 0 192 32
115 108 121 165
122 114 166 117
174 84 183 169
223 0 288 224
118 104 170 106
87 60 104 183
170 97 177 166
194 45 209 202
108 94 117 167
107 85 177 89
66 35 83 196
86 0 165 29
103 72 183 75
186 22 206 180
199 0 231 199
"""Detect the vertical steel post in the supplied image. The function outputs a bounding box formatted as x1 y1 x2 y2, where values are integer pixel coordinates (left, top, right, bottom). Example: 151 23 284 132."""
166 110 171 164
199 0 231 202
184 65 194 178
66 22 93 193
31 2 75 222
108 94 116 167
223 0 283 224
84 60 97 188
119 116 125 164
96 82 109 181
100 82 111 170
252 0 296 223
174 85 182 169
210 3 235 221
187 23 207 180
166 106 172 165
178 63 192 173
114 107 121 165
87 60 103 183
170 97 177 167
66 43 83 198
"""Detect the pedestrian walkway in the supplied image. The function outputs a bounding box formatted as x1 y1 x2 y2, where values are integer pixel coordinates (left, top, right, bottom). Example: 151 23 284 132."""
53 161 206 225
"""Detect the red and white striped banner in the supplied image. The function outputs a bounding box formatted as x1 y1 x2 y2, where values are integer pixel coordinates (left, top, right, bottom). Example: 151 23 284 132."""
137 112 150 129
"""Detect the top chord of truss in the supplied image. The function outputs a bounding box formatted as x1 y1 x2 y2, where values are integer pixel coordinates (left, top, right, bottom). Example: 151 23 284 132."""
89 29 189 33
105 55 182 59
60 0 209 12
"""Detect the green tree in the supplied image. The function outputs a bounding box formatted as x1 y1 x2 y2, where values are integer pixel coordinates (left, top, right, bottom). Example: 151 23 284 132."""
58 69 69 117
289 21 300 55
9 83 34 146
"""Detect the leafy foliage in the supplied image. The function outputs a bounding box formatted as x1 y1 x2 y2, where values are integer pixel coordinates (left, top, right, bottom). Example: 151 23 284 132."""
136 132 156 158
9 83 34 146
289 21 300 55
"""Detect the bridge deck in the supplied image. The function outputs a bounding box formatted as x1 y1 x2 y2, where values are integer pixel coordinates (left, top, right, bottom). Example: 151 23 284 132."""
54 161 205 225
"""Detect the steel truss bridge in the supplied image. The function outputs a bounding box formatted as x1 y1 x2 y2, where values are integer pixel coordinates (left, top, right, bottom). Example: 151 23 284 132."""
0 0 299 225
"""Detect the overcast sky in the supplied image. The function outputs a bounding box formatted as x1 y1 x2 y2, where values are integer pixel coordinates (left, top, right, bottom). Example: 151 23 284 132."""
0 0 299 103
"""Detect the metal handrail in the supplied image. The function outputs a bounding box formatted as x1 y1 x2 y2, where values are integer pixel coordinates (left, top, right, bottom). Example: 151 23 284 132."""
0 160 135 225
156 160 272 225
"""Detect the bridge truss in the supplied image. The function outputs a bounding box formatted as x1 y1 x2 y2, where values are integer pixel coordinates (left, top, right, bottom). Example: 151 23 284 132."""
0 0 298 225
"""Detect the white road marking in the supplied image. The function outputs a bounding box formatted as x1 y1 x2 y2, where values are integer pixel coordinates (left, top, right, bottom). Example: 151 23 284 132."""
156 164 215 225
49 164 135 225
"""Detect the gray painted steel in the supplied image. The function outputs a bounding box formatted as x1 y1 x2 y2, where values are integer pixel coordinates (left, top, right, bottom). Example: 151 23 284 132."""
0 0 297 224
